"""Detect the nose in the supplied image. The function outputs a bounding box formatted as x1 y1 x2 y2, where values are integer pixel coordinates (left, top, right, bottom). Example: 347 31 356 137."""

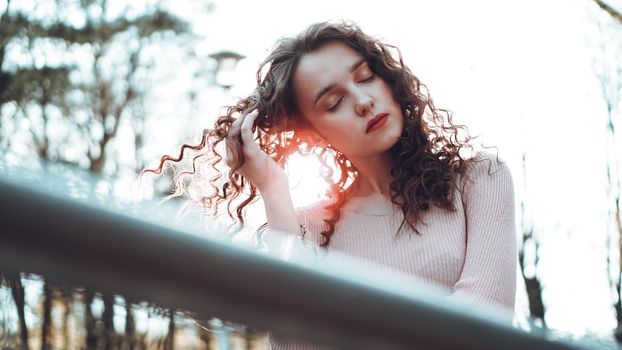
354 88 374 117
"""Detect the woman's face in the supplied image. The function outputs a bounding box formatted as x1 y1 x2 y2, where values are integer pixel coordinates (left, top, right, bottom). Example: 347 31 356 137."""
292 41 404 159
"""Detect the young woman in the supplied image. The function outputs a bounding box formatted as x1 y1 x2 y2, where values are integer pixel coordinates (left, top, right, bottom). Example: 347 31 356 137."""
145 20 516 349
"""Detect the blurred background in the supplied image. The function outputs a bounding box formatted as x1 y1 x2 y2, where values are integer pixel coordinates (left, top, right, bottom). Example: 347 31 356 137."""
1 0 622 349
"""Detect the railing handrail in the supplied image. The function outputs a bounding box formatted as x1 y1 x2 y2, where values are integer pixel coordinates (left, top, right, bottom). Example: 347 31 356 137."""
0 159 605 350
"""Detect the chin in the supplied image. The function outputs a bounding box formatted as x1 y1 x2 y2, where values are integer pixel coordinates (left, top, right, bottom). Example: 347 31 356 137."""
387 124 403 143
374 136 401 154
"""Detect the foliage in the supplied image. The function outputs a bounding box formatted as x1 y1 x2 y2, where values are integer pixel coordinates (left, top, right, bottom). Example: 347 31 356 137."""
0 0 198 174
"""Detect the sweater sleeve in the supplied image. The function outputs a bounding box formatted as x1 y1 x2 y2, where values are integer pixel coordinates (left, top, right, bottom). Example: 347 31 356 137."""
446 153 517 314
258 204 324 265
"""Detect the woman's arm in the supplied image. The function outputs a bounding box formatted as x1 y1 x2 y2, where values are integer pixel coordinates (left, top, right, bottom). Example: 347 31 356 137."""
446 153 517 315
225 109 301 234
262 179 302 235
224 109 312 261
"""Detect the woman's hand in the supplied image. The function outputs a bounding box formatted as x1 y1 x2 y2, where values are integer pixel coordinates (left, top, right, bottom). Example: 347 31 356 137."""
225 109 288 194
225 109 301 235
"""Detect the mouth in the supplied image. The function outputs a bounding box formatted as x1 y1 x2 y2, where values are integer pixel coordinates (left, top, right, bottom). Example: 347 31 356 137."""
366 113 389 133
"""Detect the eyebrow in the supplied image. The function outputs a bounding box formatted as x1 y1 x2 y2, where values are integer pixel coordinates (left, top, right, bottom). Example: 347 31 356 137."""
312 57 368 107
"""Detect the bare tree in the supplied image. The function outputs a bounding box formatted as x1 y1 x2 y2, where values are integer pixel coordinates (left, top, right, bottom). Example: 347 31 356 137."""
41 281 52 350
592 0 622 342
0 1 72 158
518 150 547 329
0 274 18 349
102 293 115 350
60 1 189 174
84 290 98 349
1 0 191 174
198 321 211 350
164 310 176 350
243 326 255 350
5 273 29 350
593 0 622 25
59 286 72 350
0 0 218 348
124 301 136 350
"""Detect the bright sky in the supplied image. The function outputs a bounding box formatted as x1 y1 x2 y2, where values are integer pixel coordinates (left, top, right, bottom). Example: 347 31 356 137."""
160 0 622 339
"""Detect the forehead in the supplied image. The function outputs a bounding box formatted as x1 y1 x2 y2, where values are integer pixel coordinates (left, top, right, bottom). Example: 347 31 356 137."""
293 42 364 106
297 41 363 78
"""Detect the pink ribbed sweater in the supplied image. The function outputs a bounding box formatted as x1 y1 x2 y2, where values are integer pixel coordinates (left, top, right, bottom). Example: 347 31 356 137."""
265 152 517 350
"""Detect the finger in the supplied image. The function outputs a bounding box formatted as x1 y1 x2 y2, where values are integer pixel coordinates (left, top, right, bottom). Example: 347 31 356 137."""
225 111 252 166
240 110 259 148
224 140 236 166
227 112 246 140
225 111 244 142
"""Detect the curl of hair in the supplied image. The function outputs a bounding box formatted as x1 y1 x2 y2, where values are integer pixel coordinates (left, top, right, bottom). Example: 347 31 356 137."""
142 20 491 247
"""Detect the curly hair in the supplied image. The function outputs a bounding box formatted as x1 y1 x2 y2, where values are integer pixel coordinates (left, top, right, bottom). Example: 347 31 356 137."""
142 20 488 247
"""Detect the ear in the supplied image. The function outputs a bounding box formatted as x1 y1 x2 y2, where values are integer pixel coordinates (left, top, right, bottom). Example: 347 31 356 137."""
296 128 327 148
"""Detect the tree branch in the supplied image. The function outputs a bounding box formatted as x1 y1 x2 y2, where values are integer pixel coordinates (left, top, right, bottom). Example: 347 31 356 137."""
593 0 622 26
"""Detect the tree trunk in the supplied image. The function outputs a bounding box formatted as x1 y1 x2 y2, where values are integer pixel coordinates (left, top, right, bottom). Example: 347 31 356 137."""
84 290 98 349
41 280 52 350
0 0 12 80
6 273 29 350
519 152 546 328
603 101 622 342
102 293 114 350
133 114 144 173
61 288 71 350
198 321 211 350
518 240 547 328
244 327 253 350
124 302 135 350
164 310 175 350
614 176 622 342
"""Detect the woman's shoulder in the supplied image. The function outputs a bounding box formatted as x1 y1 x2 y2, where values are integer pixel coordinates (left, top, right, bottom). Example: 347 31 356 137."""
459 150 512 193
463 150 509 177
465 150 506 171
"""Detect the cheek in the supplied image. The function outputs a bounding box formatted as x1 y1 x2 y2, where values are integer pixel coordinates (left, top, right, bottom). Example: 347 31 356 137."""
305 121 334 144
376 79 397 101
383 86 398 102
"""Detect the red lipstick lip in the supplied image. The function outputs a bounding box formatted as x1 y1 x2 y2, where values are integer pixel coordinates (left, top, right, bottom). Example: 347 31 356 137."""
366 113 389 133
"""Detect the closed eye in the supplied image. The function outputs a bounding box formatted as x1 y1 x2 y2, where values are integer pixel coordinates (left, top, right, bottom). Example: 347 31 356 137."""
358 74 375 83
326 73 374 112
327 97 343 112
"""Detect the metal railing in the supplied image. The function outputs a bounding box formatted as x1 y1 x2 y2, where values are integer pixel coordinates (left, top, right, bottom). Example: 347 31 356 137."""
0 156 609 350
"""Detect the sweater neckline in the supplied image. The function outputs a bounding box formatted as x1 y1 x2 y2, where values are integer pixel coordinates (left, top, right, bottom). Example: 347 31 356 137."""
342 208 396 217
342 196 397 217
